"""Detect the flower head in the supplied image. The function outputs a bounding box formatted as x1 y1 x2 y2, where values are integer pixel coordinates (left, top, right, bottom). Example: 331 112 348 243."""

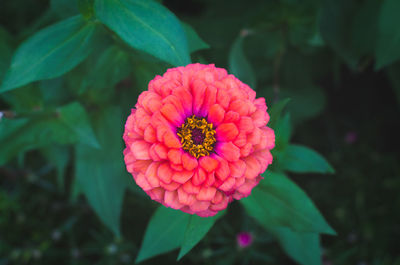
123 63 275 217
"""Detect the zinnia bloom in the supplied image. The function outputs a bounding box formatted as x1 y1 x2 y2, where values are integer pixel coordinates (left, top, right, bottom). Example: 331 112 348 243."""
123 63 274 217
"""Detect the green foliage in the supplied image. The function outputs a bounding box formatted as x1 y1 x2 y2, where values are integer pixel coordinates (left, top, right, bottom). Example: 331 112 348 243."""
94 0 191 66
281 144 335 174
241 171 335 235
229 35 257 88
0 16 99 92
376 0 400 69
269 228 321 265
136 207 223 263
135 207 190 263
3 0 399 264
75 107 128 237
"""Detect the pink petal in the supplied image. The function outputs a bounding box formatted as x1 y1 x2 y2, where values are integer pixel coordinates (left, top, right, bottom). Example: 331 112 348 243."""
172 170 194 184
217 142 240 162
131 141 151 160
182 153 198 171
216 123 239 141
199 156 219 172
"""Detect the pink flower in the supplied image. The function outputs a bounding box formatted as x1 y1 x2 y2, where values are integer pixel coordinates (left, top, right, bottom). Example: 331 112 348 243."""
123 64 275 217
237 232 253 248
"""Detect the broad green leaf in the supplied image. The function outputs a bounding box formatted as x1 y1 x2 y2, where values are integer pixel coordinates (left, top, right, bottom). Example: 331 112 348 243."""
78 45 132 94
50 0 79 19
274 113 291 151
78 0 95 19
268 98 291 129
282 144 334 174
228 36 256 89
375 0 400 69
178 211 224 260
75 107 127 236
136 207 190 263
95 0 191 66
41 145 70 192
58 102 100 149
0 16 99 92
241 171 335 235
0 116 77 166
319 0 379 68
281 86 325 123
269 227 322 265
181 22 209 53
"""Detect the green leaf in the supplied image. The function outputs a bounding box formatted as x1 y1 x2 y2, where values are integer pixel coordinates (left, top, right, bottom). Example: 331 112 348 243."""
50 0 79 19
178 211 224 260
95 0 191 66
268 98 291 129
181 22 209 53
228 36 256 88
0 115 77 166
241 171 335 235
282 144 334 174
0 16 99 92
136 207 190 263
319 0 379 68
41 145 70 192
78 0 95 19
281 86 325 124
75 107 127 236
274 113 292 151
269 227 322 265
376 0 400 69
58 102 100 149
79 45 132 93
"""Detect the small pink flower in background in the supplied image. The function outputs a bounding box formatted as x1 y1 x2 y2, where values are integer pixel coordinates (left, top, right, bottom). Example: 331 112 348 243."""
123 63 275 217
237 232 253 248
344 131 357 144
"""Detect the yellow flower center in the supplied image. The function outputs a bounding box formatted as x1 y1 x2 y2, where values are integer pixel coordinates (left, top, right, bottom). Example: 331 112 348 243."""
177 115 216 158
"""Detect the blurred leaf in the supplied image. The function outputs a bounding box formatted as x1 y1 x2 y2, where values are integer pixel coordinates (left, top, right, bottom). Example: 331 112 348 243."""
229 36 256 88
75 107 127 236
79 45 132 93
41 145 70 192
181 22 209 53
375 0 400 69
282 144 334 174
269 227 322 265
95 0 191 66
58 102 100 149
274 113 292 151
0 115 77 166
282 86 325 123
78 0 95 19
178 211 224 260
320 0 379 68
268 98 291 129
0 16 99 92
50 0 79 19
241 171 335 235
136 207 190 263
1 84 43 112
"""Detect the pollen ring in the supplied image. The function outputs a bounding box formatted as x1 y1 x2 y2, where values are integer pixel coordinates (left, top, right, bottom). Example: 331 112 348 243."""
177 115 216 158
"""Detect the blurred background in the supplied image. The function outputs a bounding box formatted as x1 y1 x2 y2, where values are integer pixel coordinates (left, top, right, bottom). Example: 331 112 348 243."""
1 0 399 264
